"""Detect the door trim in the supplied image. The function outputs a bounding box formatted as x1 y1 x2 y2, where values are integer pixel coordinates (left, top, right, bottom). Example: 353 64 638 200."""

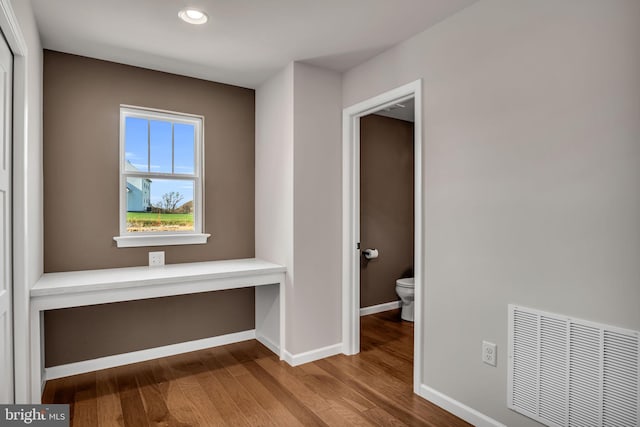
0 2 27 55
341 79 423 393
0 0 30 404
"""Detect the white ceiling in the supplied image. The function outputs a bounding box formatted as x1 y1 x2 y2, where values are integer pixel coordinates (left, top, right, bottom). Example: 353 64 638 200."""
30 0 476 89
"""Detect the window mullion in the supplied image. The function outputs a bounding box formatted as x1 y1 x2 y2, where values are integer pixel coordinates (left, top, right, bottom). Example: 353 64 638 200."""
172 122 175 174
124 172 195 180
147 119 151 172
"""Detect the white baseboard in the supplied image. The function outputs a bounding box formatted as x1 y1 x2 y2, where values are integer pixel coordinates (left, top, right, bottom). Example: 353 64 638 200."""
256 333 280 357
360 300 401 316
45 329 256 381
419 384 507 427
283 343 342 367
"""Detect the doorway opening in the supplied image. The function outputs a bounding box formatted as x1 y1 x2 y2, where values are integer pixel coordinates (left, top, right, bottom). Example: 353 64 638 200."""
342 80 423 394
359 100 415 377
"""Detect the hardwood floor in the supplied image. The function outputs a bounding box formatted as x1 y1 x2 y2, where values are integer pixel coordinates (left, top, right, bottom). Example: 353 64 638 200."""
43 309 471 426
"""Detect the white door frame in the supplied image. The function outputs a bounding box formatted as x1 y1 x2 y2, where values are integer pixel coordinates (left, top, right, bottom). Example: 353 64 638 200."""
342 79 423 393
0 0 30 403
0 17 14 404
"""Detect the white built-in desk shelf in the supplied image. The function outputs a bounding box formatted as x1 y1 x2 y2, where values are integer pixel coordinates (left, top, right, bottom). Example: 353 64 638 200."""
31 258 286 306
29 258 286 403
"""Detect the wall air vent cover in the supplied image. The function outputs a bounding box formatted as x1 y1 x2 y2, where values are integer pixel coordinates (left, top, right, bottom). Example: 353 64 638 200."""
508 305 639 427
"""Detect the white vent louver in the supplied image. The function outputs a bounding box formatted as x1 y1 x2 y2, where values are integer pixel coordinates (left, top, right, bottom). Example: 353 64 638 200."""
508 305 639 427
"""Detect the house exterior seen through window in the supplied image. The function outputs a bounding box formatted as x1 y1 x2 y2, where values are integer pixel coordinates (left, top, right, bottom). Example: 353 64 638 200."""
114 106 209 248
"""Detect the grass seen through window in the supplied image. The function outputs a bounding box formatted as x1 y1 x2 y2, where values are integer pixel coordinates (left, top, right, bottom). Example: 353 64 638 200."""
126 211 194 232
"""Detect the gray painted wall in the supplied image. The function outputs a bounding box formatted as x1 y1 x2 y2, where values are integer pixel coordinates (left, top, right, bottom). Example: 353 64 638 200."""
255 62 342 356
292 62 342 354
255 63 294 350
343 1 640 425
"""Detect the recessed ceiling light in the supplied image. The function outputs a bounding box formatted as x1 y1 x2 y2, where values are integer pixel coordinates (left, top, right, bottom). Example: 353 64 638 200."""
178 8 208 25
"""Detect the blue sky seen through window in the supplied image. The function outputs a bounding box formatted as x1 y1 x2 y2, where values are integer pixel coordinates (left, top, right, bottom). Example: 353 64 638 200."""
124 117 196 207
174 123 195 174
124 117 148 171
150 120 172 173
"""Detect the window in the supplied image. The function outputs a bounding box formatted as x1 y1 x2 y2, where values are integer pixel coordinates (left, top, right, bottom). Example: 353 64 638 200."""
114 106 210 247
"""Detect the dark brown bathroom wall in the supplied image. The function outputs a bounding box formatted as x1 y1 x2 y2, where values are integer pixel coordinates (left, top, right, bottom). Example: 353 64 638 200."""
42 51 256 364
360 114 414 308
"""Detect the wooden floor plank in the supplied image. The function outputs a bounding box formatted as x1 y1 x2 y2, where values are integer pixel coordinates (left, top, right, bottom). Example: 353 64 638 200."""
44 310 471 427
72 372 98 427
198 350 280 427
228 342 353 426
254 357 331 414
160 354 228 426
148 357 209 427
255 357 376 427
41 379 57 404
238 359 328 426
95 370 124 427
135 362 188 427
317 400 375 426
49 376 76 422
233 371 308 427
357 346 413 383
191 356 253 427
210 346 252 377
296 362 376 413
320 356 469 427
115 365 150 427
315 358 434 427
360 406 409 427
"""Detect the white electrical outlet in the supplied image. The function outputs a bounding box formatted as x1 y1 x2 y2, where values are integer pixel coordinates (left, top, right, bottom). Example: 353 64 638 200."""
149 251 165 267
482 341 497 367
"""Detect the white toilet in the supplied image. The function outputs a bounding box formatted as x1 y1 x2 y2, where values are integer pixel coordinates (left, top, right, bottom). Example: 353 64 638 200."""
395 277 415 322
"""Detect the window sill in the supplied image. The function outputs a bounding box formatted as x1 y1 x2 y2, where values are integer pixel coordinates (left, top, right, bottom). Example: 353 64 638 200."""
113 233 211 248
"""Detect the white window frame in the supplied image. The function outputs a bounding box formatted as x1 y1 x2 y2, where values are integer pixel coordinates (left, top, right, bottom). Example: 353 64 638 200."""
113 105 210 248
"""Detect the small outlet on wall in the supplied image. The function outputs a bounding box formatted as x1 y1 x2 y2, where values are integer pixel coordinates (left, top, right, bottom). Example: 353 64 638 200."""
149 251 165 267
482 341 497 367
